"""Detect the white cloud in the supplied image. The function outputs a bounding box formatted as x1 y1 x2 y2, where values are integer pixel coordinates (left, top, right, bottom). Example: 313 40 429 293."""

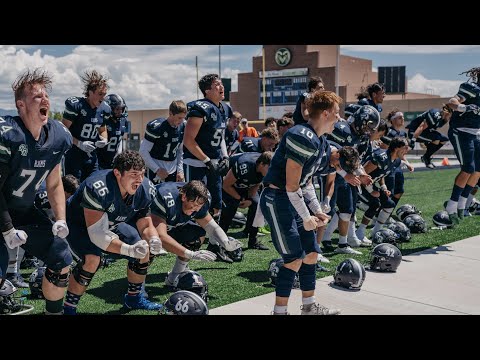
0 45 250 111
408 73 461 97
341 45 480 54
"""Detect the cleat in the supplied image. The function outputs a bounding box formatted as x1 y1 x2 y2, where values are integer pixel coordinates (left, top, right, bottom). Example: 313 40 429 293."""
248 241 269 250
7 273 29 288
334 246 362 255
317 253 330 263
124 293 163 311
301 303 340 315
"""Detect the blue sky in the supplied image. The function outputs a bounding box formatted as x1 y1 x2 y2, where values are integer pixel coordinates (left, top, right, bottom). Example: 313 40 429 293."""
0 45 478 112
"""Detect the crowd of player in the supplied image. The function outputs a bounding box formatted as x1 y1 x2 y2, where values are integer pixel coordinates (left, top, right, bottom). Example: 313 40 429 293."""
1 66 479 315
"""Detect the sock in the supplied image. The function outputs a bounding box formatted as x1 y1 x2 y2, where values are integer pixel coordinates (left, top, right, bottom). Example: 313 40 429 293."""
168 257 189 282
466 193 475 211
6 247 18 275
273 305 288 314
127 281 143 296
458 196 468 211
322 212 338 241
16 247 25 272
338 235 347 246
423 143 436 160
373 221 383 234
64 291 82 309
450 184 464 202
356 223 368 240
348 221 356 237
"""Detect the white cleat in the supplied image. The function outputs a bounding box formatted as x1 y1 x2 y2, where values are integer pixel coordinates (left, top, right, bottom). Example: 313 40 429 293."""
301 303 341 315
317 253 330 263
334 246 362 255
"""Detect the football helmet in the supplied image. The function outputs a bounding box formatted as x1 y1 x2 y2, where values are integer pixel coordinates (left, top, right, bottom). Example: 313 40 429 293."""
0 279 34 315
226 239 244 262
164 290 209 315
344 103 362 120
173 270 208 302
396 204 420 221
387 222 411 242
403 214 427 233
29 266 46 299
369 243 402 272
372 228 400 245
231 211 247 227
432 210 454 229
333 258 366 290
105 93 127 119
351 105 380 136
468 198 480 213
268 258 300 289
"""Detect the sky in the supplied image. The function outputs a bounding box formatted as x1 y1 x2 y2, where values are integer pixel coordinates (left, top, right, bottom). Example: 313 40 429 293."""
0 45 478 113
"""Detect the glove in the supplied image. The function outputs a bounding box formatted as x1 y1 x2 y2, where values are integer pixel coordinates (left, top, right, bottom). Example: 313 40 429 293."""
204 160 219 175
222 236 243 252
77 140 96 153
303 216 319 231
217 157 230 177
409 138 416 150
320 196 331 214
149 236 163 255
121 240 149 259
52 220 69 238
95 136 109 148
184 249 217 262
2 228 28 249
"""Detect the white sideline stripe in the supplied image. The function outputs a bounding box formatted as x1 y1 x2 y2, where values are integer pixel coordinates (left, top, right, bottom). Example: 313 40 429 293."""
265 201 288 254
452 132 464 165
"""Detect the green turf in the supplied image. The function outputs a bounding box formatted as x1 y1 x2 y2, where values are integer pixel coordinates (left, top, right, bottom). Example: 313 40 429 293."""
19 168 480 314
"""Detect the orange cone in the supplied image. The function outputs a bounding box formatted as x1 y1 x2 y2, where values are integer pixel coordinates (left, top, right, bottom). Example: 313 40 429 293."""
442 157 450 166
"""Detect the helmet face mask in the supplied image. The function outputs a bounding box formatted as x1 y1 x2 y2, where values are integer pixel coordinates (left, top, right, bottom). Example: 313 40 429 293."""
352 105 380 136
387 222 411 242
268 258 300 289
29 266 46 299
105 94 127 119
403 214 427 233
373 228 400 246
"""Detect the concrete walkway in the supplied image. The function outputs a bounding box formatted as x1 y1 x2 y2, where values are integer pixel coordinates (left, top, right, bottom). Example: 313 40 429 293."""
210 235 480 315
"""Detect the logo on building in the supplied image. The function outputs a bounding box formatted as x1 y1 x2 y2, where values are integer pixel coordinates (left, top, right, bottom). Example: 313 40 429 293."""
275 48 291 67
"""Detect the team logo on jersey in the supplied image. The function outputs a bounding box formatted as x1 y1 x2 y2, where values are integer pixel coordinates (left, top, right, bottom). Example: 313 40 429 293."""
34 160 46 168
211 113 217 121
115 216 127 222
91 118 98 123
81 109 87 116
19 144 28 156
275 48 291 67
107 203 115 213
346 135 352 143
164 132 169 138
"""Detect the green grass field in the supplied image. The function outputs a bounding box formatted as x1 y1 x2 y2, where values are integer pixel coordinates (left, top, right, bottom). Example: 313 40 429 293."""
19 167 480 314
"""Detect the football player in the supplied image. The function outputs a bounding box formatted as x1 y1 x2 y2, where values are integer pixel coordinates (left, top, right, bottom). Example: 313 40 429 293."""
140 100 186 183
150 181 242 283
63 150 162 314
62 70 109 181
0 68 73 315
97 94 128 170
260 90 340 315
445 67 480 224
292 76 325 125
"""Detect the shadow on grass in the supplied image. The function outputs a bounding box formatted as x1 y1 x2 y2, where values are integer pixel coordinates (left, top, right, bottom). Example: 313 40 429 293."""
237 270 270 283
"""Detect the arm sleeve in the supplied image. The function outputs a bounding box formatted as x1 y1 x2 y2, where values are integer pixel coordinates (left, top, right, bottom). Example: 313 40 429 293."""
139 139 159 173
176 142 184 174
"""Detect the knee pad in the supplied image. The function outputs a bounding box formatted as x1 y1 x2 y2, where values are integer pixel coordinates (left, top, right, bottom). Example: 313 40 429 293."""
72 260 96 287
44 238 73 271
45 268 70 288
364 207 378 220
339 212 352 222
275 265 297 298
128 260 149 275
298 263 316 292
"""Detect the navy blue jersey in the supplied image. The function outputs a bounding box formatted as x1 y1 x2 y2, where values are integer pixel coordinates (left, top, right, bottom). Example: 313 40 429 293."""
150 182 210 230
366 99 382 113
292 92 308 125
315 141 337 176
183 99 231 160
263 124 328 189
62 96 106 142
0 116 72 210
67 170 156 228
229 152 263 189
225 127 239 153
380 127 407 146
406 109 446 132
364 149 401 187
232 137 262 154
144 117 185 161
96 116 127 168
327 121 370 159
450 82 480 129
